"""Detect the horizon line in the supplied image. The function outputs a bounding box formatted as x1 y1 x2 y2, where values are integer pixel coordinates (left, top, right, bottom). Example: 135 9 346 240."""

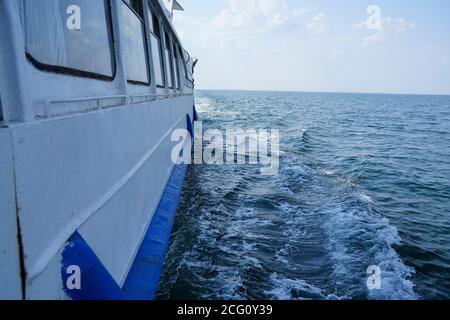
194 88 450 97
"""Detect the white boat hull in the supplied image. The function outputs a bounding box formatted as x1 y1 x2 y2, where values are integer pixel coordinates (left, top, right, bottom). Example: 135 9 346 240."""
0 95 194 299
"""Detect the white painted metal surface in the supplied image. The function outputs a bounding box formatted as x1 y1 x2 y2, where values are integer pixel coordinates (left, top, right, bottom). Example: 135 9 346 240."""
0 0 196 299
0 130 23 300
13 95 193 298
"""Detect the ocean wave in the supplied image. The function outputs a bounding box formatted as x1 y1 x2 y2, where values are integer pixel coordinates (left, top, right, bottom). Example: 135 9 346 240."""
265 273 341 300
322 194 418 300
321 169 336 176
157 91 450 300
276 152 418 299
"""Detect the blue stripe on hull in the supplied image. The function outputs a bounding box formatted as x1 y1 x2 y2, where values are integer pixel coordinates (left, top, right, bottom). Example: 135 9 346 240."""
61 232 125 300
61 110 196 300
122 163 188 300
61 164 189 300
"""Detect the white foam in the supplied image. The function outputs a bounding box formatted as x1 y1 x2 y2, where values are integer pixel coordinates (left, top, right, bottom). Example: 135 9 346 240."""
242 242 257 251
275 247 291 266
321 169 336 176
356 192 374 204
322 197 419 300
265 273 331 300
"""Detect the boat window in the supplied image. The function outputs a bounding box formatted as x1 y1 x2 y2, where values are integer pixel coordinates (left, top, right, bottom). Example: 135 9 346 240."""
182 49 194 84
148 9 165 87
164 31 174 88
179 47 188 82
120 0 150 85
124 0 144 17
20 0 115 80
0 96 3 122
173 43 181 90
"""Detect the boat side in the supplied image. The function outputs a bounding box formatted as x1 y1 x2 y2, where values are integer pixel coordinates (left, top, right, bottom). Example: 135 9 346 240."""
0 128 23 300
10 95 194 299
0 0 196 299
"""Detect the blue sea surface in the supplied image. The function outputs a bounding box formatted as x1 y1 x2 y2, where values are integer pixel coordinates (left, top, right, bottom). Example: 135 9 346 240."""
157 90 450 300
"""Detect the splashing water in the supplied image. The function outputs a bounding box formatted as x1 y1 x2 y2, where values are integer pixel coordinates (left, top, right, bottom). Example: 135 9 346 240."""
157 91 450 300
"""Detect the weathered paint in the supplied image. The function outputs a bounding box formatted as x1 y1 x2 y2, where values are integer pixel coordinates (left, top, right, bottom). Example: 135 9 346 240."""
0 130 23 300
0 1 32 122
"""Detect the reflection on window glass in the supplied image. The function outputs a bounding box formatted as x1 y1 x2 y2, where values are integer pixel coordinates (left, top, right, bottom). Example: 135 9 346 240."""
173 43 180 90
124 0 144 17
148 9 165 87
120 0 150 84
178 47 187 81
20 0 115 78
165 31 174 88
151 35 165 87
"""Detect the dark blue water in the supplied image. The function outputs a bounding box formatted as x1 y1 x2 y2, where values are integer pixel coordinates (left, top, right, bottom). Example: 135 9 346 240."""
157 91 450 300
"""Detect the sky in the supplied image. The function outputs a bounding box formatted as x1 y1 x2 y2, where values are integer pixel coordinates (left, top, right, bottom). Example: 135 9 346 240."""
172 0 450 95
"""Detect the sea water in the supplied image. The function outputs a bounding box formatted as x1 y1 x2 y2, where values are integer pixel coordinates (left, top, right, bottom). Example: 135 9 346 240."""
158 90 450 300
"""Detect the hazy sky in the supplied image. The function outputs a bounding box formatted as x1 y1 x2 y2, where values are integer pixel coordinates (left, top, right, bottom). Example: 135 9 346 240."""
173 0 450 95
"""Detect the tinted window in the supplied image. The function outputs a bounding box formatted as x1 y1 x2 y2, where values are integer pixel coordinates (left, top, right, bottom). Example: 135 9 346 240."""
151 12 160 37
120 0 150 84
148 9 165 87
173 43 181 89
164 31 174 88
125 0 144 16
179 47 188 81
20 0 115 79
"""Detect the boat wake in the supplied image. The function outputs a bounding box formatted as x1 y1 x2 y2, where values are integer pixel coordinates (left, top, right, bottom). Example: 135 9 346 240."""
157 92 422 300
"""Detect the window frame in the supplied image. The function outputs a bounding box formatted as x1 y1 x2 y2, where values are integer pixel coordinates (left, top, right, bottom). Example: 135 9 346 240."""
164 30 175 89
121 0 151 86
126 0 144 17
173 42 181 90
0 98 3 122
182 49 194 86
24 0 117 82
178 47 188 81
150 10 166 88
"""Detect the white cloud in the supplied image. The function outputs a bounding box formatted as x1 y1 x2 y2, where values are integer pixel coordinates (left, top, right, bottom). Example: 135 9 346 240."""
356 17 416 46
173 1 334 56
173 2 449 94
212 8 252 29
211 0 289 33
253 0 288 17
268 13 289 28
292 8 311 17
174 0 292 51
307 14 331 35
